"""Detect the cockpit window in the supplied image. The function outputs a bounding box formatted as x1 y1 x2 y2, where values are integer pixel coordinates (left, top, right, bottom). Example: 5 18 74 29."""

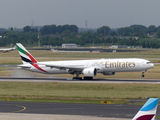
147 62 152 64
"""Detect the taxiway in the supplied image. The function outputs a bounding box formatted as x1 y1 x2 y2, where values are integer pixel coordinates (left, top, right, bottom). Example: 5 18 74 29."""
0 101 159 120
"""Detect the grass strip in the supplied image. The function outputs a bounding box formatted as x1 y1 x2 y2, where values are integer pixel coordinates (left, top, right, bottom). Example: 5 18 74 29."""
0 82 159 103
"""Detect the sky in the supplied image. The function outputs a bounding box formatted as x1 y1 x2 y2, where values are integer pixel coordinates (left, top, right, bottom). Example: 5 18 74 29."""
0 0 160 29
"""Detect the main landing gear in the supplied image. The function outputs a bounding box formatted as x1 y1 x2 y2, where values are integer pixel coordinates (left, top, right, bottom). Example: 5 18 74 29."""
72 73 83 80
72 76 82 80
83 77 93 80
72 76 93 80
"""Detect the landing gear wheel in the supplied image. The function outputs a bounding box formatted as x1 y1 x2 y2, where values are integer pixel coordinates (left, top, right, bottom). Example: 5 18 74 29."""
141 71 145 78
83 77 93 80
141 74 144 77
72 77 82 80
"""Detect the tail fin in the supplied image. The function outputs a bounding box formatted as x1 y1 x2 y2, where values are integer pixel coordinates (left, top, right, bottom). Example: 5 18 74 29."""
132 98 159 120
16 43 38 64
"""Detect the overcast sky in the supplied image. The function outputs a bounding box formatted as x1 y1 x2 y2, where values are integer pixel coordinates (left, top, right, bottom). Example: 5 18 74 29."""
0 0 160 29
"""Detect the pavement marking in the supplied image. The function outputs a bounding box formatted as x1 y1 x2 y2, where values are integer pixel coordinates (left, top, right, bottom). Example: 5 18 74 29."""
11 105 26 113
0 104 26 113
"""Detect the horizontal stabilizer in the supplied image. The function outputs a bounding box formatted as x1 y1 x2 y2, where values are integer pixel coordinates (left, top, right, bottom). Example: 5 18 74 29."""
17 64 31 68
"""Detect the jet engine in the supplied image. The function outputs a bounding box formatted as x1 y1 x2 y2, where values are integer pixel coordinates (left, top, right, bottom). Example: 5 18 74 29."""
82 68 97 77
102 72 116 76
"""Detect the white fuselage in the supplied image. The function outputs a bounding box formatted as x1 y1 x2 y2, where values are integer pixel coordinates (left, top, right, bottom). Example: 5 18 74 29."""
19 58 154 75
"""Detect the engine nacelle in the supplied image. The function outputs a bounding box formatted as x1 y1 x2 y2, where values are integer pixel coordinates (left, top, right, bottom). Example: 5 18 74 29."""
82 68 97 77
102 72 116 76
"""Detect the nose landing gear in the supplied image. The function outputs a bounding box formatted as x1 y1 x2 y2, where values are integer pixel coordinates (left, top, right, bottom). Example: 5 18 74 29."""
141 70 146 78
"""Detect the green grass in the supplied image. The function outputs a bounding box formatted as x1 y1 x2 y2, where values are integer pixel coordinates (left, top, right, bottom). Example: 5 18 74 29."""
0 82 159 103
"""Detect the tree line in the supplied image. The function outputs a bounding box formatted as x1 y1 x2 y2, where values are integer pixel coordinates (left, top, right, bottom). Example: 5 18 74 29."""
1 24 160 48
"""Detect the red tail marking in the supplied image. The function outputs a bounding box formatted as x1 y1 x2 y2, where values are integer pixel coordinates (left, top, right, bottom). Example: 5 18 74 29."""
26 52 47 73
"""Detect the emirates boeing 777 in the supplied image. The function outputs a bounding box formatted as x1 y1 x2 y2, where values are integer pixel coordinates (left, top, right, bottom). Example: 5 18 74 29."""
16 43 154 80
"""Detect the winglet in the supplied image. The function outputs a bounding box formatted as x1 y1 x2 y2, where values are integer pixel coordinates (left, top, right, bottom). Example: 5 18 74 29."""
132 98 159 120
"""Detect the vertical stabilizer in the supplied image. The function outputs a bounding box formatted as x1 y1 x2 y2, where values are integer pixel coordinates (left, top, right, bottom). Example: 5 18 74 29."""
16 43 38 64
132 98 159 120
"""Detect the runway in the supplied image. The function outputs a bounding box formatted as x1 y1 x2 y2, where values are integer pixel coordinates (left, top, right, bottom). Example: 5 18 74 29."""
0 77 160 83
0 101 159 120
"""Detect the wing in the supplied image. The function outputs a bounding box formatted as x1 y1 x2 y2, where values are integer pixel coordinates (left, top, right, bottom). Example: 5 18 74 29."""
46 64 84 70
37 63 101 71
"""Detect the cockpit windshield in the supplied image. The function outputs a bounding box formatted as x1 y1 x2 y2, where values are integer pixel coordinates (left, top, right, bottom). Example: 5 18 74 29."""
147 62 152 64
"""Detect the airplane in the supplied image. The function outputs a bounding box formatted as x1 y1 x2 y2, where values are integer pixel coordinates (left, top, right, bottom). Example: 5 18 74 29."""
16 43 154 80
132 98 159 120
0 46 16 53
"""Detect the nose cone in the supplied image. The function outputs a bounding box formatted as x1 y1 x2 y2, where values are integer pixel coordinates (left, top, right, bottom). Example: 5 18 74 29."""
147 62 154 69
145 60 154 69
151 63 154 68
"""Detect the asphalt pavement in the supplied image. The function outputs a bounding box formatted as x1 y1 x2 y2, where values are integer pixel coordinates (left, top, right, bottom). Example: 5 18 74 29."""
0 101 159 119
